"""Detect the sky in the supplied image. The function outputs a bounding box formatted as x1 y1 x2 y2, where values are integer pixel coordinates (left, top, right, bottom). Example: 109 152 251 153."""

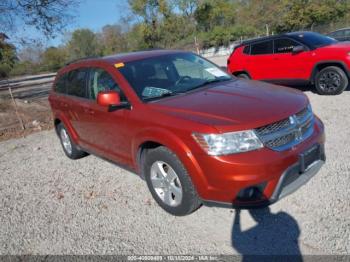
21 0 130 48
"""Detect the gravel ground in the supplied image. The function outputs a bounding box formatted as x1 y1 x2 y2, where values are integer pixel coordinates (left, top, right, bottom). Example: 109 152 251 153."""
0 62 349 255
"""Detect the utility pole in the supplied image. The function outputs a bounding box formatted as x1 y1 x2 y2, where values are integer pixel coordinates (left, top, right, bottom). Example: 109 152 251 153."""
194 36 200 54
266 24 269 36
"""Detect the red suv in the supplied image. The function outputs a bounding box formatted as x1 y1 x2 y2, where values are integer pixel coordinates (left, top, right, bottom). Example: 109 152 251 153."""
49 50 325 216
228 31 350 95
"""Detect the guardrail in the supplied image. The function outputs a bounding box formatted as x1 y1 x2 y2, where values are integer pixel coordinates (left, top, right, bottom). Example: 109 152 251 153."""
0 73 56 91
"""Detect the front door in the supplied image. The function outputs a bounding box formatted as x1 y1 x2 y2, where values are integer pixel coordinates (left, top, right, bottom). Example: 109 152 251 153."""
271 38 312 80
79 67 132 164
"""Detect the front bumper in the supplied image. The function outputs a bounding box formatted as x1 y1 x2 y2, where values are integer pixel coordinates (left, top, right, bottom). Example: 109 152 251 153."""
193 117 325 208
203 145 325 208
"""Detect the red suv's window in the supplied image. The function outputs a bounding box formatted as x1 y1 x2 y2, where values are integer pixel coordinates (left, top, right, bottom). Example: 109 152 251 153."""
66 69 88 98
88 68 127 102
250 40 273 55
243 45 250 54
54 73 67 94
274 38 299 53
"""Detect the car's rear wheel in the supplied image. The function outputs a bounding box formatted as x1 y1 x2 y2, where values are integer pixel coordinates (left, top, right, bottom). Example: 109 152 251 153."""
315 66 348 95
57 123 87 159
236 73 250 79
143 146 202 216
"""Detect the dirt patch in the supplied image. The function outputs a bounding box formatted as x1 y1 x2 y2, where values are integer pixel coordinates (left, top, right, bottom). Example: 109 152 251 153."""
0 97 53 142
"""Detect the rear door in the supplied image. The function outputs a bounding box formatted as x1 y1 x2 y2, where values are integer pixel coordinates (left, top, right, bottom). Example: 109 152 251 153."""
248 40 274 79
63 68 90 142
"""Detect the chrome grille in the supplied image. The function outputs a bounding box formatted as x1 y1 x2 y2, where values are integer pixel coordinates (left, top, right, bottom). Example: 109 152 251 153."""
255 105 314 151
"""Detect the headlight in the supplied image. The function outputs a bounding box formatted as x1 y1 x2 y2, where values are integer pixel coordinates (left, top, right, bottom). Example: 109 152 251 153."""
192 130 263 156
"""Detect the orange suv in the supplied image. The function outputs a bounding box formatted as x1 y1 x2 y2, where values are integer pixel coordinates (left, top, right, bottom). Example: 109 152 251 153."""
49 50 325 215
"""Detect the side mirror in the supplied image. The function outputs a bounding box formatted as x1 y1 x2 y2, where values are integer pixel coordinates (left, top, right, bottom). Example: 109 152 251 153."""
292 45 305 54
97 91 130 112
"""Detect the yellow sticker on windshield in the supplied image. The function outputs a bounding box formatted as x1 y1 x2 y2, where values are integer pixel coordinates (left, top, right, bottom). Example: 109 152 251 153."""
114 62 125 68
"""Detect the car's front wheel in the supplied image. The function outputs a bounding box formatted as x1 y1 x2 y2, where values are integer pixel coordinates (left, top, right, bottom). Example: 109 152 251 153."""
57 123 87 159
315 66 348 95
144 146 202 216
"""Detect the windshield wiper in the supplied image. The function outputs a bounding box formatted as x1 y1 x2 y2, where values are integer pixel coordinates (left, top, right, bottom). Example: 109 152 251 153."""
143 91 184 102
185 78 231 92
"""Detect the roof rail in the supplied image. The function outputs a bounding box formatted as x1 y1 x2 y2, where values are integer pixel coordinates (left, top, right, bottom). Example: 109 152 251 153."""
133 48 164 52
65 56 100 66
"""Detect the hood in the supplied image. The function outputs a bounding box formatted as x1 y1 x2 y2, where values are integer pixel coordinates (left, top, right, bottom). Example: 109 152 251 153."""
149 79 308 132
321 41 350 50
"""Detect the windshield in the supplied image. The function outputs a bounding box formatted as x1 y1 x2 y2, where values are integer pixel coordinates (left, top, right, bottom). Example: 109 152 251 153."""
290 32 337 48
118 53 232 101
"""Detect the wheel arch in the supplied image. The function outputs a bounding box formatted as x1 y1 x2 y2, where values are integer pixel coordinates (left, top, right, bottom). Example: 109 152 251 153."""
132 128 208 196
53 113 79 143
232 70 251 78
311 61 350 84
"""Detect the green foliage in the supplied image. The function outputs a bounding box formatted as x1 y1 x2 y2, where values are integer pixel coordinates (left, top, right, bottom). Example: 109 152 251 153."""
194 0 236 32
67 29 100 60
98 25 128 55
9 61 39 77
40 47 68 71
0 42 17 78
275 0 349 33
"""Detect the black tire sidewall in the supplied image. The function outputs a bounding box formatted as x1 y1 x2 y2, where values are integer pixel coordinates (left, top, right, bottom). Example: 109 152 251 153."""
57 123 86 159
143 147 201 216
315 66 348 95
237 73 250 79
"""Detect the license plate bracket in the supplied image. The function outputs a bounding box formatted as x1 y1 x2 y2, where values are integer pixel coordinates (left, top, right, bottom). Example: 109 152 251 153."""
299 144 321 173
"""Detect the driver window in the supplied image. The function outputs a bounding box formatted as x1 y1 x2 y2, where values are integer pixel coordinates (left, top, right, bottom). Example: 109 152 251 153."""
274 38 299 54
88 68 126 102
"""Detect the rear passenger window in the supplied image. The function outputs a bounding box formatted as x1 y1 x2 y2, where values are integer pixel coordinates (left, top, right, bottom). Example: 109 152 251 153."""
54 74 67 93
243 45 250 54
250 41 273 55
67 69 87 98
88 68 126 102
274 38 299 53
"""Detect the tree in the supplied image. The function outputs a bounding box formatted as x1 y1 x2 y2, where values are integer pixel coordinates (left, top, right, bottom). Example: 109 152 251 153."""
40 46 68 71
0 40 17 78
98 25 128 55
0 0 78 39
276 0 349 32
194 0 237 32
67 29 100 60
128 0 171 48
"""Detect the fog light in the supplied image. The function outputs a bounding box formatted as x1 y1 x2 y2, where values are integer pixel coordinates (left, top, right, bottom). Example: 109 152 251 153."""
236 183 266 201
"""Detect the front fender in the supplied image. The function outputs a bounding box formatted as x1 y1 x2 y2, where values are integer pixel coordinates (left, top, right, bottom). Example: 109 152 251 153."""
131 127 209 198
53 112 79 144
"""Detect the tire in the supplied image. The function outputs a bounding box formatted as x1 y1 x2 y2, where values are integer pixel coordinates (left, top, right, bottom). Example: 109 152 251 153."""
56 123 87 159
315 66 348 95
236 73 250 79
143 146 202 216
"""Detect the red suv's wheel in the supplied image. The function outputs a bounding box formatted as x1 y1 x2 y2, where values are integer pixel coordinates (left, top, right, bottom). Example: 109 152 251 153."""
143 146 202 216
315 66 348 95
57 123 88 159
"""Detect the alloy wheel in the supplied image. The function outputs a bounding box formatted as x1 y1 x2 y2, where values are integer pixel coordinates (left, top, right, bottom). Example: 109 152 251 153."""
150 161 183 207
318 70 341 93
60 128 72 155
